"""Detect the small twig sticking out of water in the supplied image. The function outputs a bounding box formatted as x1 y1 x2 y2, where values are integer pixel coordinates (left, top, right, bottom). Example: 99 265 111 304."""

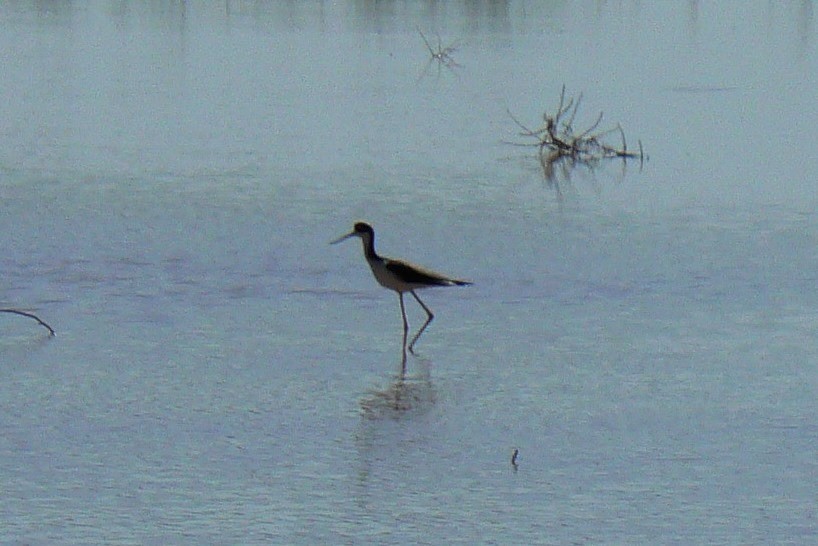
564 92 583 131
1 308 56 336
416 27 461 82
417 27 460 67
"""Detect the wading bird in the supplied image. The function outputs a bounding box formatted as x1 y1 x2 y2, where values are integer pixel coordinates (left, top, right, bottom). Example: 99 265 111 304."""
331 222 471 352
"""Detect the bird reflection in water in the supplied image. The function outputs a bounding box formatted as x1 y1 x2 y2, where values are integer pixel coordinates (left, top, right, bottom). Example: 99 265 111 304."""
359 353 436 419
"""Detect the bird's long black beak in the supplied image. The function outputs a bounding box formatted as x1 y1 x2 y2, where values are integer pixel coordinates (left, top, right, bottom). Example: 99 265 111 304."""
330 231 356 245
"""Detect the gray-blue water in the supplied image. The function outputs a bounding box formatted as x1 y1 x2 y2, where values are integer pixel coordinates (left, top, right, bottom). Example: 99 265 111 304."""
2 2 818 543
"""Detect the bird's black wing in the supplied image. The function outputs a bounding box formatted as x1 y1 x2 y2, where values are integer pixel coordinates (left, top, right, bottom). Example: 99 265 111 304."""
385 259 457 286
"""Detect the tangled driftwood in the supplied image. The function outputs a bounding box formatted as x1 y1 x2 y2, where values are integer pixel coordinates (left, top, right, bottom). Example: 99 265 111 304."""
507 85 645 189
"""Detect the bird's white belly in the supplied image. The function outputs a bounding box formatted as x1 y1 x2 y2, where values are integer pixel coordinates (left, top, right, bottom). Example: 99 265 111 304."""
367 258 413 292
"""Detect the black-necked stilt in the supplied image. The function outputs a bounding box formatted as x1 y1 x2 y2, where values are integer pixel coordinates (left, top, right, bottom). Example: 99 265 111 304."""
331 222 471 352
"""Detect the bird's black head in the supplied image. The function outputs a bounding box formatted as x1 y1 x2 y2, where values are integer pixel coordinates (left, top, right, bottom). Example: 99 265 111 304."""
353 222 374 235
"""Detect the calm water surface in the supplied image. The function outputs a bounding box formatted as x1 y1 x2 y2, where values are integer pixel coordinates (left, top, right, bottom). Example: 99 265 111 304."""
2 1 818 544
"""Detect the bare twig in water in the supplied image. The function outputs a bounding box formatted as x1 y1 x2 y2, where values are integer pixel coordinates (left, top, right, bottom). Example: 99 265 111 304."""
417 27 461 81
418 27 459 67
506 85 646 191
1 308 55 336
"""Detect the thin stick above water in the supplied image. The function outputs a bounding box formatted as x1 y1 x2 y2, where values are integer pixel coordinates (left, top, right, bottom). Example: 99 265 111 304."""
0 308 56 336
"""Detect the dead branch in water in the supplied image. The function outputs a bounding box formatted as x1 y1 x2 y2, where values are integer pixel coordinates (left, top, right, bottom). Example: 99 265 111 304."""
417 27 460 68
1 308 55 336
417 27 461 82
506 85 646 188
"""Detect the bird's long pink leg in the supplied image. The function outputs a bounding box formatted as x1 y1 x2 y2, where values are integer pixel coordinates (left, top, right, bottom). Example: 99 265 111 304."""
408 290 434 353
399 293 409 348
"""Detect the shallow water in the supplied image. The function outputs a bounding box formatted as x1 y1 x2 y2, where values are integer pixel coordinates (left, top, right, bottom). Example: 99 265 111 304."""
2 1 818 544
